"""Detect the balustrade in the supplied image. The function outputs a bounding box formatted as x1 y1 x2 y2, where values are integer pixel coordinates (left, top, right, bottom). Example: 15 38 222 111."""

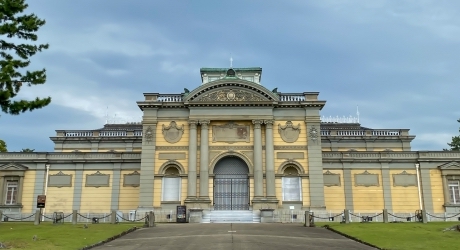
279 94 306 102
64 131 93 137
99 131 127 137
157 94 183 102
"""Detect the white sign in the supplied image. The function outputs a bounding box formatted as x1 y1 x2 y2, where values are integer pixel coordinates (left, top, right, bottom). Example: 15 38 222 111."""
289 206 295 210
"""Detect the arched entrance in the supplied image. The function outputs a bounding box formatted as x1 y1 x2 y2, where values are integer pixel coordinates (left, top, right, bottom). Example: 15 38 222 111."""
213 156 249 210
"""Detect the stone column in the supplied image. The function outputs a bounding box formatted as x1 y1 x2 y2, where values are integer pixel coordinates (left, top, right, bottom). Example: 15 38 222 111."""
199 120 210 200
186 120 198 200
264 120 277 199
253 120 264 199
138 122 157 210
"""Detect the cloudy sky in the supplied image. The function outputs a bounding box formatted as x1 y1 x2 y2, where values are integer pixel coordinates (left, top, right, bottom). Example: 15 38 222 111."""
1 0 459 152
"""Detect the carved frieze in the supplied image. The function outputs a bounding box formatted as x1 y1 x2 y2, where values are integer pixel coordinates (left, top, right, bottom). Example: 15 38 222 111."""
144 126 154 143
123 171 140 187
276 152 304 159
156 146 189 151
278 121 301 143
196 88 267 102
212 122 250 143
323 170 341 187
162 121 184 143
354 170 379 187
86 171 110 188
309 125 319 142
48 171 72 188
274 145 308 150
392 170 417 187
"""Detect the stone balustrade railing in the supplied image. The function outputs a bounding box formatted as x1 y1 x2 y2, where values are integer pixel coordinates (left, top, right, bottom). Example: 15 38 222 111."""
157 94 183 102
0 152 142 161
57 129 404 138
278 93 306 102
322 151 460 160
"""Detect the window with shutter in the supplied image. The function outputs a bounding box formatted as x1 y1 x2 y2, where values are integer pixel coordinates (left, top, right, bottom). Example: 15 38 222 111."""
162 177 181 201
282 177 301 201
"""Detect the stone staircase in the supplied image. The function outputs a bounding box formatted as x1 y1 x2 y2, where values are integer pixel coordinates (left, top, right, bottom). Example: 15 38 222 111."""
202 210 260 223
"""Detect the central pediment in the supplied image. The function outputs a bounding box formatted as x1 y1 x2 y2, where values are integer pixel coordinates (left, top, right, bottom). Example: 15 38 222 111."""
185 79 279 103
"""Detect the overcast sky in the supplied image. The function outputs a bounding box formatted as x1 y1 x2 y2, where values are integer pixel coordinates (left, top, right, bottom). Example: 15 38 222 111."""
1 0 459 152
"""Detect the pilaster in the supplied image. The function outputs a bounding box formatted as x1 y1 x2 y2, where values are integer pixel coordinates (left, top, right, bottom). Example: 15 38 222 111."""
252 120 264 200
185 120 199 204
72 163 84 210
110 163 121 210
381 162 393 210
264 120 278 204
305 118 326 210
138 122 157 210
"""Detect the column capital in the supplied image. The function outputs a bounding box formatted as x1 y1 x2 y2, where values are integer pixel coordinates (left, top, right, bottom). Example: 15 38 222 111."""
199 120 210 129
252 120 263 129
264 120 274 129
188 120 198 129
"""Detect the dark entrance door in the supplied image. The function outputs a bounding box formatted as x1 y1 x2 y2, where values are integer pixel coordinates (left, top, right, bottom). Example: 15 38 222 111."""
213 156 249 210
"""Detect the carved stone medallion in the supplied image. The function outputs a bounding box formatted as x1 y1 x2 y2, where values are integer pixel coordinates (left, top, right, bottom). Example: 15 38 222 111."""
278 121 301 143
162 121 184 143
309 125 318 142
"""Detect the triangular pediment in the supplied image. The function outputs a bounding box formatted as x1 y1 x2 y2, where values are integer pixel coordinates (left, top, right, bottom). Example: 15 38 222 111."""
0 163 29 171
438 162 460 170
185 80 279 103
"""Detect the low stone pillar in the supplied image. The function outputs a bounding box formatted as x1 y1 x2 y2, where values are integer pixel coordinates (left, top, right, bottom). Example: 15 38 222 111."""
110 210 117 224
344 209 350 224
149 211 155 227
383 209 388 223
188 208 203 223
304 211 311 227
72 210 78 225
34 210 41 225
422 210 428 224
0 210 3 224
260 209 274 223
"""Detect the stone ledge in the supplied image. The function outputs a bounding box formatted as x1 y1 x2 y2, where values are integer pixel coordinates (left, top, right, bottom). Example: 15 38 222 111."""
81 226 138 250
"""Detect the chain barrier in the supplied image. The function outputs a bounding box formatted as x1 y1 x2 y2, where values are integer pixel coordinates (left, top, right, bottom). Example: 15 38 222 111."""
2 213 36 220
369 213 383 218
311 213 344 220
426 212 460 219
77 213 112 220
62 213 73 219
349 212 362 218
41 214 55 220
387 213 416 220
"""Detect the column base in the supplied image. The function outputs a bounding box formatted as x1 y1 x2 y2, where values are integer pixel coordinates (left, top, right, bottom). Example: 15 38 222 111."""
252 197 279 210
184 197 212 209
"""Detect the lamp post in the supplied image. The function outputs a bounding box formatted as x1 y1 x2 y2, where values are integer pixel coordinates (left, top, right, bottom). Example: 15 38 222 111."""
42 163 51 221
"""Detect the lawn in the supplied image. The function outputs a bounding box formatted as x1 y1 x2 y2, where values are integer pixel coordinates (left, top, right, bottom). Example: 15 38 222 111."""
0 222 142 250
317 222 460 250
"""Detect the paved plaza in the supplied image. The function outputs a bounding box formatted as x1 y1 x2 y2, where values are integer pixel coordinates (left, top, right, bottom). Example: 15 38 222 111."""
92 223 376 250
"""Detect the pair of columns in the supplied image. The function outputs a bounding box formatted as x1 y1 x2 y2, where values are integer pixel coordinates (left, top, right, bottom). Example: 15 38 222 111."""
186 120 276 201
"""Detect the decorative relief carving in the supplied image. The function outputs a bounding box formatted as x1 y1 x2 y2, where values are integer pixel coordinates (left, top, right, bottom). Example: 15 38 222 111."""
86 171 110 188
156 146 189 151
309 125 318 142
199 120 210 129
354 170 379 187
158 152 186 160
274 145 308 150
212 122 250 143
209 146 253 150
144 126 154 143
123 171 140 187
162 121 184 143
276 152 304 159
323 170 341 187
392 171 417 187
196 88 267 102
278 121 301 143
48 171 72 188
252 120 263 129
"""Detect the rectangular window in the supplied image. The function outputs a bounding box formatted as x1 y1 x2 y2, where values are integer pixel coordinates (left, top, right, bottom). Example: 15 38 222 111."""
448 180 460 204
5 180 18 205
162 177 181 201
282 177 302 201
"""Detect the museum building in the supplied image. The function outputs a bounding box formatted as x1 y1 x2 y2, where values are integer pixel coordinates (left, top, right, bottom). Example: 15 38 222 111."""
1 67 460 222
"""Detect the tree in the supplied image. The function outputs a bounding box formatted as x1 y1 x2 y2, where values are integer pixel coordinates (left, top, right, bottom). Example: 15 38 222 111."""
0 139 6 152
446 118 460 151
20 148 33 152
0 0 51 115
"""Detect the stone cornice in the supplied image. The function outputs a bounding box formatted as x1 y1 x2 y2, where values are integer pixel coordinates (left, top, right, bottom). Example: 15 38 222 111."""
0 152 141 163
322 151 460 162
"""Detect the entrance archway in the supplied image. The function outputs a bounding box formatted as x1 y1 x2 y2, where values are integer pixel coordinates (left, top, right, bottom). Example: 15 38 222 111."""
213 156 249 210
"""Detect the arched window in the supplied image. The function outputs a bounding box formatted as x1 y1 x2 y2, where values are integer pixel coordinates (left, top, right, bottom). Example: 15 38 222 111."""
162 166 181 201
282 166 302 201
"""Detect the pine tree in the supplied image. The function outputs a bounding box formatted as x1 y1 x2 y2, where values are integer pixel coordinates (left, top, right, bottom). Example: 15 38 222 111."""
0 0 50 115
0 139 6 152
446 119 460 151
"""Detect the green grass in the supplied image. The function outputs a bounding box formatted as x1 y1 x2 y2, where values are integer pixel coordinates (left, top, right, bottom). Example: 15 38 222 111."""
0 222 142 250
316 222 460 250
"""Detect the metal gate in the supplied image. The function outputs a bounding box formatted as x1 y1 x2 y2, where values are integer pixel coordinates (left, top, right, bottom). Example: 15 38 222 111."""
213 157 249 210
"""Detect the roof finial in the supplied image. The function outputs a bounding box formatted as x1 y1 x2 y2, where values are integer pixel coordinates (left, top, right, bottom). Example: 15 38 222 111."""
230 56 233 68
